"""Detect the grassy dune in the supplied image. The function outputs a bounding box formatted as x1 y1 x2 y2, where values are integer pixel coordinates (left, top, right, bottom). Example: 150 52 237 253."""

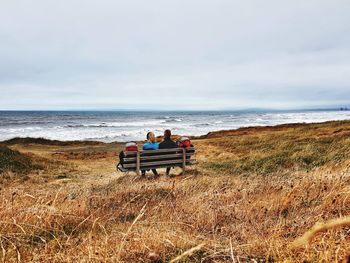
0 146 45 184
0 121 350 262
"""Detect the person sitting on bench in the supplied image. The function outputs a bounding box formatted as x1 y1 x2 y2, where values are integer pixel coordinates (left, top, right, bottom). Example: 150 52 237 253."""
159 129 177 177
142 131 159 177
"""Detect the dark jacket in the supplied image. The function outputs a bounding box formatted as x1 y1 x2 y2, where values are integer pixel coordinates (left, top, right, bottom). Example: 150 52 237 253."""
159 138 177 149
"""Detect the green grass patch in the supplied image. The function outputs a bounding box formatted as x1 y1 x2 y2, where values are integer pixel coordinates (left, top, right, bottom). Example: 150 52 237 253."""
204 133 350 175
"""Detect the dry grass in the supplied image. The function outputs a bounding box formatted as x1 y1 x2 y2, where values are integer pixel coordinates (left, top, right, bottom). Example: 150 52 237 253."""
291 216 350 248
0 121 350 262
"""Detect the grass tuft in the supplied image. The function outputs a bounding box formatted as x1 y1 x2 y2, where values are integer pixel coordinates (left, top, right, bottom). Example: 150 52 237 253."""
0 146 43 175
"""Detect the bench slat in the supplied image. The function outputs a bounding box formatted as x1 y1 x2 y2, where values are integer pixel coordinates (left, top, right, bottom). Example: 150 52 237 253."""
142 159 196 168
123 159 197 169
139 147 195 154
118 163 196 171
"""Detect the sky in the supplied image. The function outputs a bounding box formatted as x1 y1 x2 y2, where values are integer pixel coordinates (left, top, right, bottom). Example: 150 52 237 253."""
0 0 350 110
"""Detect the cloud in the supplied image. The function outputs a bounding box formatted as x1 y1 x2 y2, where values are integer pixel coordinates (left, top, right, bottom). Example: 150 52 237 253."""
0 0 349 109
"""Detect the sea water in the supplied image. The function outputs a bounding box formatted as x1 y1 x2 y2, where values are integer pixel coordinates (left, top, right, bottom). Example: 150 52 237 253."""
0 110 349 142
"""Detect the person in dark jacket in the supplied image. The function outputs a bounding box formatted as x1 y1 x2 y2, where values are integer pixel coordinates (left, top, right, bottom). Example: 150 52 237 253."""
159 129 177 176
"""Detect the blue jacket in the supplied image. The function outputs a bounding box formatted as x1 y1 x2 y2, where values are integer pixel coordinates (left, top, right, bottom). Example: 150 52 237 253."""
143 142 159 150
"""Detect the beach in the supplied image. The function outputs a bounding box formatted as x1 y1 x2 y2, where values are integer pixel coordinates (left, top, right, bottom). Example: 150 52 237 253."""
1 120 350 262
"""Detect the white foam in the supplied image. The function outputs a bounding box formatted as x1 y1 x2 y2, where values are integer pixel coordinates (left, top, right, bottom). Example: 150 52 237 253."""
1 111 350 142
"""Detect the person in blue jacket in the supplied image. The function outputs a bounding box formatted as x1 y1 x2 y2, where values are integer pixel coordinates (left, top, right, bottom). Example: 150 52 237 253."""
141 132 159 177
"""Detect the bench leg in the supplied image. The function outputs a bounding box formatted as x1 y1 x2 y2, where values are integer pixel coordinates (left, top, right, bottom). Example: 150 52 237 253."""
136 152 141 176
182 148 186 175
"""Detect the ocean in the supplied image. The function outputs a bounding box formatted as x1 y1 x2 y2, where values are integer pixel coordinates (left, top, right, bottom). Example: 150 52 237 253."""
0 110 349 142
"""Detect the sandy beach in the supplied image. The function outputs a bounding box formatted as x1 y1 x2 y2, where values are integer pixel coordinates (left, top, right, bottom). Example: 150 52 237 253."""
0 120 349 262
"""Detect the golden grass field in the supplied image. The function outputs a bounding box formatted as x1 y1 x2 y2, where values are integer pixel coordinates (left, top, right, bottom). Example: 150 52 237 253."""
0 121 350 262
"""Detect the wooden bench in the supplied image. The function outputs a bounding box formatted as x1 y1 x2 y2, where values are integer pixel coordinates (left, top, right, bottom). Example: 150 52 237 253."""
117 147 196 175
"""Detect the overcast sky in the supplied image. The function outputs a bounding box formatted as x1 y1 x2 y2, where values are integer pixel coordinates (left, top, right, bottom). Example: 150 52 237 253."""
0 0 349 110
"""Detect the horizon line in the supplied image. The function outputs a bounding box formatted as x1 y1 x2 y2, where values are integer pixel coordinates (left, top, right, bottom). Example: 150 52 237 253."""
0 106 348 112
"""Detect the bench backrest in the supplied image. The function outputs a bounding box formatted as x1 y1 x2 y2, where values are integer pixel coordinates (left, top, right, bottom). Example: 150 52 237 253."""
119 147 196 174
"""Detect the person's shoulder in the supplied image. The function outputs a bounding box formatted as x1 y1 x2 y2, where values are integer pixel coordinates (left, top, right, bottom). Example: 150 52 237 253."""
143 142 151 149
146 142 158 150
159 140 177 149
169 140 178 147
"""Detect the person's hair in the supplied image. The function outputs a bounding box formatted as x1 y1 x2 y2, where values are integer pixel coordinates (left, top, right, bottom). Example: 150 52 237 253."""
147 132 156 143
164 129 171 140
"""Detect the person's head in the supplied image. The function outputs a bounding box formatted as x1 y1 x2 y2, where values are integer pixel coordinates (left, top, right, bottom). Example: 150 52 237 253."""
146 131 156 143
164 129 171 140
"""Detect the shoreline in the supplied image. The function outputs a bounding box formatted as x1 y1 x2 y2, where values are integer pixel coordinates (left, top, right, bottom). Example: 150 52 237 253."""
2 119 350 145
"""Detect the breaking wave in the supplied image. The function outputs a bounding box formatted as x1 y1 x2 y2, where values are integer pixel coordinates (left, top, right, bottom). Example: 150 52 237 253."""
1 110 350 142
